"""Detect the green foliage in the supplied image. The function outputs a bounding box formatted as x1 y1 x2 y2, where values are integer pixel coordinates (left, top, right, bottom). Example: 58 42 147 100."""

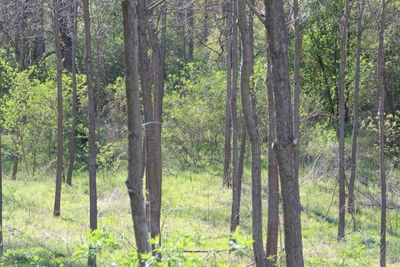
163 63 226 168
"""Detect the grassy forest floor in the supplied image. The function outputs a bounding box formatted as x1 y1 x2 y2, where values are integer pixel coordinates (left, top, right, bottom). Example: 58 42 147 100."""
2 163 400 266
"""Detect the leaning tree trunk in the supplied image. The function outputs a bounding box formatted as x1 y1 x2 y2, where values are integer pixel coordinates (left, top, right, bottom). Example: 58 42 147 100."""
377 0 386 266
237 0 265 265
264 0 304 265
53 0 64 217
337 0 351 240
82 0 98 265
121 0 151 259
66 1 78 186
348 0 365 225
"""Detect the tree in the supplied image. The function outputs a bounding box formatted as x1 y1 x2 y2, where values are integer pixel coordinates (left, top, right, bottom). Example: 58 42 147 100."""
0 129 3 257
53 0 64 217
264 0 304 265
293 0 301 182
230 0 241 233
121 0 151 259
237 0 265 265
82 0 98 265
348 0 365 226
337 0 351 240
266 51 279 267
377 0 387 265
66 0 78 186
223 0 233 187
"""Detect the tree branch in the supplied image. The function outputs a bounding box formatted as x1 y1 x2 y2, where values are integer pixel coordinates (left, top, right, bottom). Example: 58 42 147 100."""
245 0 266 26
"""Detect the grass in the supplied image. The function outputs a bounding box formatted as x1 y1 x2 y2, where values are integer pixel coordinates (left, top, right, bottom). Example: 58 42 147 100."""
2 163 400 266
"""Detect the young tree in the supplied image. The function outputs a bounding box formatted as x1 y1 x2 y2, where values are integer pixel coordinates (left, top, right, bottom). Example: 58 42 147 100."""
121 0 151 259
82 0 98 265
66 0 78 186
230 0 241 233
264 0 304 265
377 0 387 265
223 0 233 187
337 0 351 240
53 0 64 217
348 0 365 225
0 129 3 257
237 0 265 265
293 0 301 179
266 53 279 267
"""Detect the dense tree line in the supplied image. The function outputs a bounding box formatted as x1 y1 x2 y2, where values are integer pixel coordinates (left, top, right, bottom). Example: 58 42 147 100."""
0 0 399 266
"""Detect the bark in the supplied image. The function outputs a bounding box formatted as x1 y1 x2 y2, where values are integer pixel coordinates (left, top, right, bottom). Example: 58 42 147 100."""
348 0 365 220
266 52 279 267
32 4 45 65
187 1 194 61
337 0 351 240
264 0 304 265
237 0 265 265
293 0 301 180
223 0 232 187
59 0 73 72
149 8 166 246
66 1 78 186
230 0 240 233
83 0 98 265
137 0 162 245
0 130 3 256
53 0 64 217
11 156 18 181
121 0 151 259
377 0 386 265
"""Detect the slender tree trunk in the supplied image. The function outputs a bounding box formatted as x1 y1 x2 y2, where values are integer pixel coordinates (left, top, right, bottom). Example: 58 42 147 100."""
237 1 265 265
148 8 166 246
187 1 194 62
264 0 304 265
137 0 160 246
337 0 351 240
59 0 73 72
238 122 246 189
348 0 365 223
0 130 3 257
377 0 386 266
66 1 78 186
266 53 279 267
293 0 301 179
121 0 151 260
223 0 233 187
83 0 98 265
53 0 64 217
230 0 241 233
11 156 18 181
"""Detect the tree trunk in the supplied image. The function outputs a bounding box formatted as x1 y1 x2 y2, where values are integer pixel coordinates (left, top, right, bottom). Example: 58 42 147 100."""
53 0 64 217
66 1 78 186
230 0 240 233
293 0 301 180
59 0 73 72
266 52 279 267
0 130 3 256
264 0 304 265
83 0 98 265
337 0 351 240
11 156 18 181
149 7 166 246
348 0 365 223
121 0 151 259
377 0 386 266
137 0 161 246
237 1 265 265
223 0 232 187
